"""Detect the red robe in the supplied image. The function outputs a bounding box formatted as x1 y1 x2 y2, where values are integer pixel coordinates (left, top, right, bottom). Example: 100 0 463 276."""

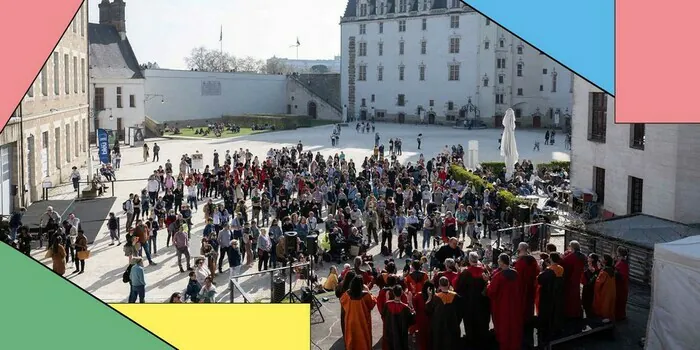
405 271 429 295
561 250 586 318
377 289 409 350
411 293 431 350
615 259 629 320
487 268 524 350
514 254 540 321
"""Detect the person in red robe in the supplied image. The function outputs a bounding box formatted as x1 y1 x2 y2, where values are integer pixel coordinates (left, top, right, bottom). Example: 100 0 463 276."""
514 241 540 346
381 285 416 350
593 254 616 321
487 253 525 350
561 240 586 319
615 246 630 321
378 275 412 349
432 258 460 288
405 260 429 295
340 275 377 350
455 251 491 345
581 253 600 319
411 281 433 350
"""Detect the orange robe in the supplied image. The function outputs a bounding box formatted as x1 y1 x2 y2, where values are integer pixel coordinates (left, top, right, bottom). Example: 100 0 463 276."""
51 244 67 276
593 268 616 320
341 291 377 350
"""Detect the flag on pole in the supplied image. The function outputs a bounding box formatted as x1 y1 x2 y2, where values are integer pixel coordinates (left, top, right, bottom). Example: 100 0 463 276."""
220 25 223 42
296 37 300 46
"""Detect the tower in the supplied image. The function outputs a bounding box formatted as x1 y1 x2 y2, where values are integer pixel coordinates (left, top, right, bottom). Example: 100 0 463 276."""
109 0 127 34
98 0 111 24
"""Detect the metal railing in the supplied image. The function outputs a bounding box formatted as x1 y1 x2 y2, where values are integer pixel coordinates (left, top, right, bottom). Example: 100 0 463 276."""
229 261 311 303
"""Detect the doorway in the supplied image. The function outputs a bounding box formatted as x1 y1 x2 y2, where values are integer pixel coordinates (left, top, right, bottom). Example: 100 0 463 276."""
0 145 13 215
533 115 542 128
398 113 406 124
494 115 503 128
428 113 436 124
360 110 367 121
287 104 292 114
117 117 123 141
307 101 318 119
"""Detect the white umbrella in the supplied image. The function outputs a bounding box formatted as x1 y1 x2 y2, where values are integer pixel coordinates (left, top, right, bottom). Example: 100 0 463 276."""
500 108 519 180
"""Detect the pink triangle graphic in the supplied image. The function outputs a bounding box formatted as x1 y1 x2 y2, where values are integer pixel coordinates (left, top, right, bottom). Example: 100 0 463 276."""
0 0 84 129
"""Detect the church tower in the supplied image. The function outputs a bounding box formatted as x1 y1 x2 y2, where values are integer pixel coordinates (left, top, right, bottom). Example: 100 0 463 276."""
109 0 127 35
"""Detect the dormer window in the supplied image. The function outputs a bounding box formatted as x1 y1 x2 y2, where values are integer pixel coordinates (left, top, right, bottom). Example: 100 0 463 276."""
517 43 524 54
482 74 489 87
360 3 368 16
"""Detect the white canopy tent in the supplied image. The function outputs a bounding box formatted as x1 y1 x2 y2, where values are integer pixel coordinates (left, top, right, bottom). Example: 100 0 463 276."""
645 235 700 350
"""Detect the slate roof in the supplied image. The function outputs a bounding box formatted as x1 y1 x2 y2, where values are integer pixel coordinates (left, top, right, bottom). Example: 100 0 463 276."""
344 0 357 17
585 214 700 250
88 23 143 79
432 0 447 9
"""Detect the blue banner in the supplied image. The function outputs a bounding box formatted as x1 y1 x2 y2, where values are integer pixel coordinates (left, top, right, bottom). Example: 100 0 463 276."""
97 128 110 164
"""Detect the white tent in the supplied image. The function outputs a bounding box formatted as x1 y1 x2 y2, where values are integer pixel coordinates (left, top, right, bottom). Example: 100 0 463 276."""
645 235 700 350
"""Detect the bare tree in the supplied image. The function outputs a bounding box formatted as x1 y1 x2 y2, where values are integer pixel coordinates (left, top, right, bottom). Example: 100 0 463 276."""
264 57 290 74
184 47 265 73
236 56 265 73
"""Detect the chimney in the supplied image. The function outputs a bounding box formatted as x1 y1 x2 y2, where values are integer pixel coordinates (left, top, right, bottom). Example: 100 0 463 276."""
104 0 127 39
98 0 111 24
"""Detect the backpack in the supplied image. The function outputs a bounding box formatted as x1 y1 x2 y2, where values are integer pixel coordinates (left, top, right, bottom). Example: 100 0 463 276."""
122 200 129 212
123 264 133 283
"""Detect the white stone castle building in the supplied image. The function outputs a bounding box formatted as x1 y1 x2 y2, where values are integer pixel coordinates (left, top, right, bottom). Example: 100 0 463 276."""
340 0 574 128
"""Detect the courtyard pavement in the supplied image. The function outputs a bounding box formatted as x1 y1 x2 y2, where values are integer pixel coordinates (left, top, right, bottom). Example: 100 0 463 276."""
29 123 569 302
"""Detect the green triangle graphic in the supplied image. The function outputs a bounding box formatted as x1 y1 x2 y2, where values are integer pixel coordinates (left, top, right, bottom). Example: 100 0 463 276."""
0 243 175 350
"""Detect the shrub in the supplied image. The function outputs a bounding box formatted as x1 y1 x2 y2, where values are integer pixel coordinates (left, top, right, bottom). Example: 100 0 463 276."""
449 164 494 192
480 162 506 174
497 190 526 210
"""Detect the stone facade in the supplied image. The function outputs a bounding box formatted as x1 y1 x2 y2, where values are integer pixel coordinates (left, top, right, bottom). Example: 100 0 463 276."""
0 2 89 212
570 76 700 224
286 76 342 121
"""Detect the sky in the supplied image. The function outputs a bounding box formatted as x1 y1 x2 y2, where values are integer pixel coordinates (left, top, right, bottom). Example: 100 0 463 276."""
88 0 348 69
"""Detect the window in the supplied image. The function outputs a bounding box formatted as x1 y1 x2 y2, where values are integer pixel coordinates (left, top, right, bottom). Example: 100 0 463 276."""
449 37 460 53
379 22 383 34
628 176 643 214
397 94 405 106
451 0 460 8
422 18 427 31
483 77 489 87
371 94 375 103
94 87 105 110
80 7 84 36
484 41 489 50
495 94 504 104
499 39 504 48
447 101 454 111
429 100 434 107
539 84 544 91
65 124 71 161
130 95 136 108
551 72 557 92
361 98 366 107
496 58 506 69
380 2 385 14
116 87 123 108
74 121 79 158
448 64 460 81
399 66 405 81
517 63 523 77
398 0 407 12
53 52 59 95
73 56 78 93
359 24 366 35
543 68 548 74
630 124 645 150
358 42 367 56
54 128 61 169
358 65 367 81
486 18 491 25
515 109 522 118
423 0 428 11
360 3 368 16
517 45 523 54
41 65 48 96
588 92 607 143
399 20 406 32
419 65 425 81
377 66 384 81
27 81 34 97
517 88 523 96
498 75 504 84
421 40 427 54
450 16 460 28
593 167 606 203
64 54 70 94
399 41 405 55
72 18 77 33
378 42 383 56
81 58 86 92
